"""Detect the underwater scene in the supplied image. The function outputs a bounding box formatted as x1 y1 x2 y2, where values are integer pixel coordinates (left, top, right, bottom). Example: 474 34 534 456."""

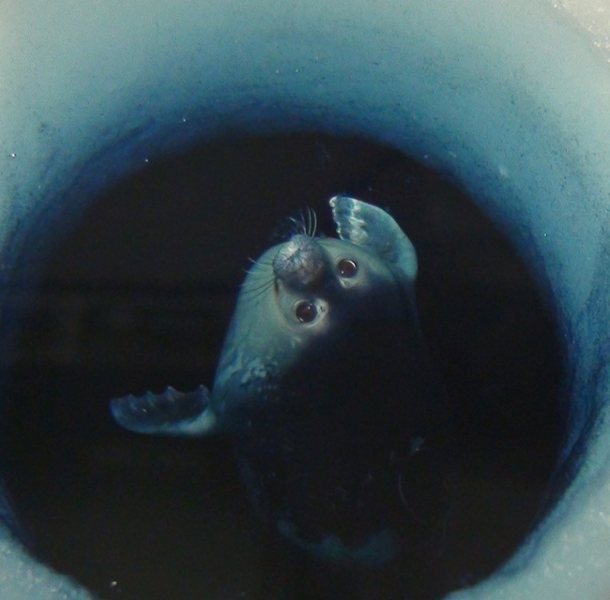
0 134 562 600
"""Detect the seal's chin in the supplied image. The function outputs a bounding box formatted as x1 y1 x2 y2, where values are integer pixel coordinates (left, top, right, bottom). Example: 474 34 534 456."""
2 1 610 599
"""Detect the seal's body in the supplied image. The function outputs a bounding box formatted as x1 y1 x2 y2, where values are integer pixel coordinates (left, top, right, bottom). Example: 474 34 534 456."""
110 196 442 567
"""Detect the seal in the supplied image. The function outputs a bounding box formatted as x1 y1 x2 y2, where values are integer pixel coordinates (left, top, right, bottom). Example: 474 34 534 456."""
110 196 442 568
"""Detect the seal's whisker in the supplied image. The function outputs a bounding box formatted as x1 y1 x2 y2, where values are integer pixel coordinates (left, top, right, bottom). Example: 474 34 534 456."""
241 277 274 291
241 287 273 303
288 215 305 237
302 206 310 237
242 268 269 277
304 206 313 237
241 268 273 279
309 206 318 237
248 255 275 264
302 207 310 237
242 264 276 280
241 277 275 296
241 279 275 302
242 265 266 277
301 208 310 236
240 269 274 285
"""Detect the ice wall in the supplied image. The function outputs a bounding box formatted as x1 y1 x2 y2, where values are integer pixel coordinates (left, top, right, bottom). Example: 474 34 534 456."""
1 0 610 598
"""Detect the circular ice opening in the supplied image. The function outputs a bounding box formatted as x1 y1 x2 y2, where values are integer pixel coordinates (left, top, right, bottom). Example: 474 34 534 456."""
0 133 564 600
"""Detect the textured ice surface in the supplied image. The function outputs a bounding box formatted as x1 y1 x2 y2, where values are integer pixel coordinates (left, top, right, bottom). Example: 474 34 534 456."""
549 0 610 61
0 529 93 600
1 0 610 598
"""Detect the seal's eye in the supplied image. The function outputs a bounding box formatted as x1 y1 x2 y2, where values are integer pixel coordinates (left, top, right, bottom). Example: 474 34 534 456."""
337 258 358 278
295 300 317 323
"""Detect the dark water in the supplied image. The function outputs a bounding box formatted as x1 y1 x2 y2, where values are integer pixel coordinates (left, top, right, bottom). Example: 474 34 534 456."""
0 133 563 599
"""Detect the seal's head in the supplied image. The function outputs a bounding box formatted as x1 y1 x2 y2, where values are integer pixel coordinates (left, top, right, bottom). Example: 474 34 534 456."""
212 197 419 420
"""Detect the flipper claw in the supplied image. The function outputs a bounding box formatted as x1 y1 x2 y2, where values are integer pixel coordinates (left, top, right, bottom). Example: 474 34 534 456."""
110 384 217 436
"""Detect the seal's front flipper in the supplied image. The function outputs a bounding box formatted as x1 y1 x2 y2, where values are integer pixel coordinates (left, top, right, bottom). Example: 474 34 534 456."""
329 195 417 289
110 385 218 436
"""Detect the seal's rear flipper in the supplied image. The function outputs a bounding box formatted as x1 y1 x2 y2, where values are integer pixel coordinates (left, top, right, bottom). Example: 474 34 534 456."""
110 385 218 436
